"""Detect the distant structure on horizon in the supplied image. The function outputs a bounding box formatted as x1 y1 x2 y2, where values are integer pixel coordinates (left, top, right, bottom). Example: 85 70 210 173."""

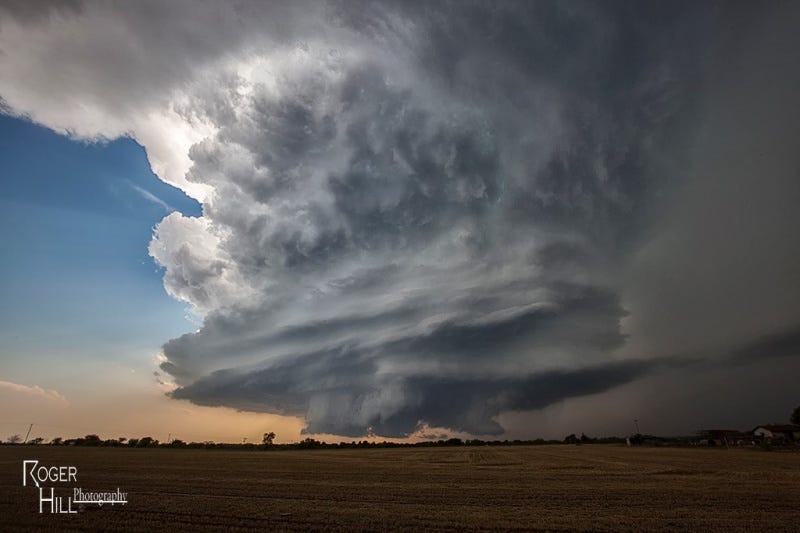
693 424 800 447
752 424 800 444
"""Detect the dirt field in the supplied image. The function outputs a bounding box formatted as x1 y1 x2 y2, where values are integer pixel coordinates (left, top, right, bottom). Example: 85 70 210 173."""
1 444 798 531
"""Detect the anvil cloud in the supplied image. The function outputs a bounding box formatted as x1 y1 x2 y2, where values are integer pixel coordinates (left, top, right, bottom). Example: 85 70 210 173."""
2 1 799 437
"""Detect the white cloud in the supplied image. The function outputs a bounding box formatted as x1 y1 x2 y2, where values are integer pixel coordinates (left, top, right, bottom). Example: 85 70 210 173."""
128 181 174 212
0 380 68 405
0 0 321 201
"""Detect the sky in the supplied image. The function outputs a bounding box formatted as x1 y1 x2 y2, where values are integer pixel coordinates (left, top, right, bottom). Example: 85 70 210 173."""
0 0 799 443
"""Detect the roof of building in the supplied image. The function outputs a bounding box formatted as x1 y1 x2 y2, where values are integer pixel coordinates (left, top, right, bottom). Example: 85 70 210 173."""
753 424 800 432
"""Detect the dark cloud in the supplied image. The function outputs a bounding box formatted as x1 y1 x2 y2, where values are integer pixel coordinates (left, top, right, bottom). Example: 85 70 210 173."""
621 0 800 360
172 349 663 437
728 325 800 364
164 281 634 436
0 0 84 24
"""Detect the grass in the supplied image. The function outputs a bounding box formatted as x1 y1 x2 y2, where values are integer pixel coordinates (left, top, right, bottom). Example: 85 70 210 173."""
1 444 798 531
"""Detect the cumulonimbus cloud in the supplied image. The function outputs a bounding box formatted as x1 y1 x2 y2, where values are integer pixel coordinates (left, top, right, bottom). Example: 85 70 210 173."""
146 2 691 436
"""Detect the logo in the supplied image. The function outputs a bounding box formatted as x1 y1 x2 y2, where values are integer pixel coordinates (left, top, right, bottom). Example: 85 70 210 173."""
22 460 128 514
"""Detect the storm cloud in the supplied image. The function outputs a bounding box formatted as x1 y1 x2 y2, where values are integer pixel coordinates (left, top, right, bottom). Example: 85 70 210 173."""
2 1 799 437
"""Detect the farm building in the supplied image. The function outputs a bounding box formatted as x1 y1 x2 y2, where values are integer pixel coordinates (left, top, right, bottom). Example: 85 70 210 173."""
752 425 800 443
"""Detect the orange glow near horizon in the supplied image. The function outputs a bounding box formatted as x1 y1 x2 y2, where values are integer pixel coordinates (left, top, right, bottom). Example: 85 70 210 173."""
0 376 463 445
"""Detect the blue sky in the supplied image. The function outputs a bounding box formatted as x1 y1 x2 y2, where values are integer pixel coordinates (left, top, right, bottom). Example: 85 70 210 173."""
0 115 199 387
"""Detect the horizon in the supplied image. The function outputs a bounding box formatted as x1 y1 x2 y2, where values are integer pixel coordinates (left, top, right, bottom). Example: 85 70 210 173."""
6 424 799 447
1 1 799 446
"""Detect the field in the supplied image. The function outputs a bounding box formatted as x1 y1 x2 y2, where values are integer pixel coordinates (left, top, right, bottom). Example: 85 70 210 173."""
1 445 798 531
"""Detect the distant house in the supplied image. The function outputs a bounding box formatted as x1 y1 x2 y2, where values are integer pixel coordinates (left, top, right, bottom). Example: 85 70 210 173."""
752 425 800 443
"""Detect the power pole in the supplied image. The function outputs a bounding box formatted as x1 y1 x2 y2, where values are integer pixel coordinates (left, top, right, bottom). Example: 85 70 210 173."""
634 419 640 435
24 423 33 444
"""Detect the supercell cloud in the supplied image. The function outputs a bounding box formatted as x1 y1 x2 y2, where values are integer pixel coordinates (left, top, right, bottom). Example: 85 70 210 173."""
2 1 799 437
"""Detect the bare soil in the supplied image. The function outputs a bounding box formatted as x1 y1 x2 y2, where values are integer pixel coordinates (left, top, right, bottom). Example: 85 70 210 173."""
1 445 798 531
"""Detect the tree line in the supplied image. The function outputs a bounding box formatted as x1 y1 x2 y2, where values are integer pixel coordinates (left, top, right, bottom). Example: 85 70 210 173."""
1 433 626 449
4 406 797 448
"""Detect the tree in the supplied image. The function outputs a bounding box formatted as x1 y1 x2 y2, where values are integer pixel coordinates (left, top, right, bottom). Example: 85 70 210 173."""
792 406 800 425
83 434 102 446
262 432 276 446
563 433 579 444
297 437 322 449
30 437 45 445
7 434 22 444
51 437 63 446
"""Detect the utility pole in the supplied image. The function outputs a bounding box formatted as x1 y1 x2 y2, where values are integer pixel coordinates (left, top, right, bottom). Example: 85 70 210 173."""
634 419 640 435
23 423 33 444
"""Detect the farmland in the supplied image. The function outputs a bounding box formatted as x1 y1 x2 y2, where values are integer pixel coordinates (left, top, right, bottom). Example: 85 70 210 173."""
1 445 798 531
